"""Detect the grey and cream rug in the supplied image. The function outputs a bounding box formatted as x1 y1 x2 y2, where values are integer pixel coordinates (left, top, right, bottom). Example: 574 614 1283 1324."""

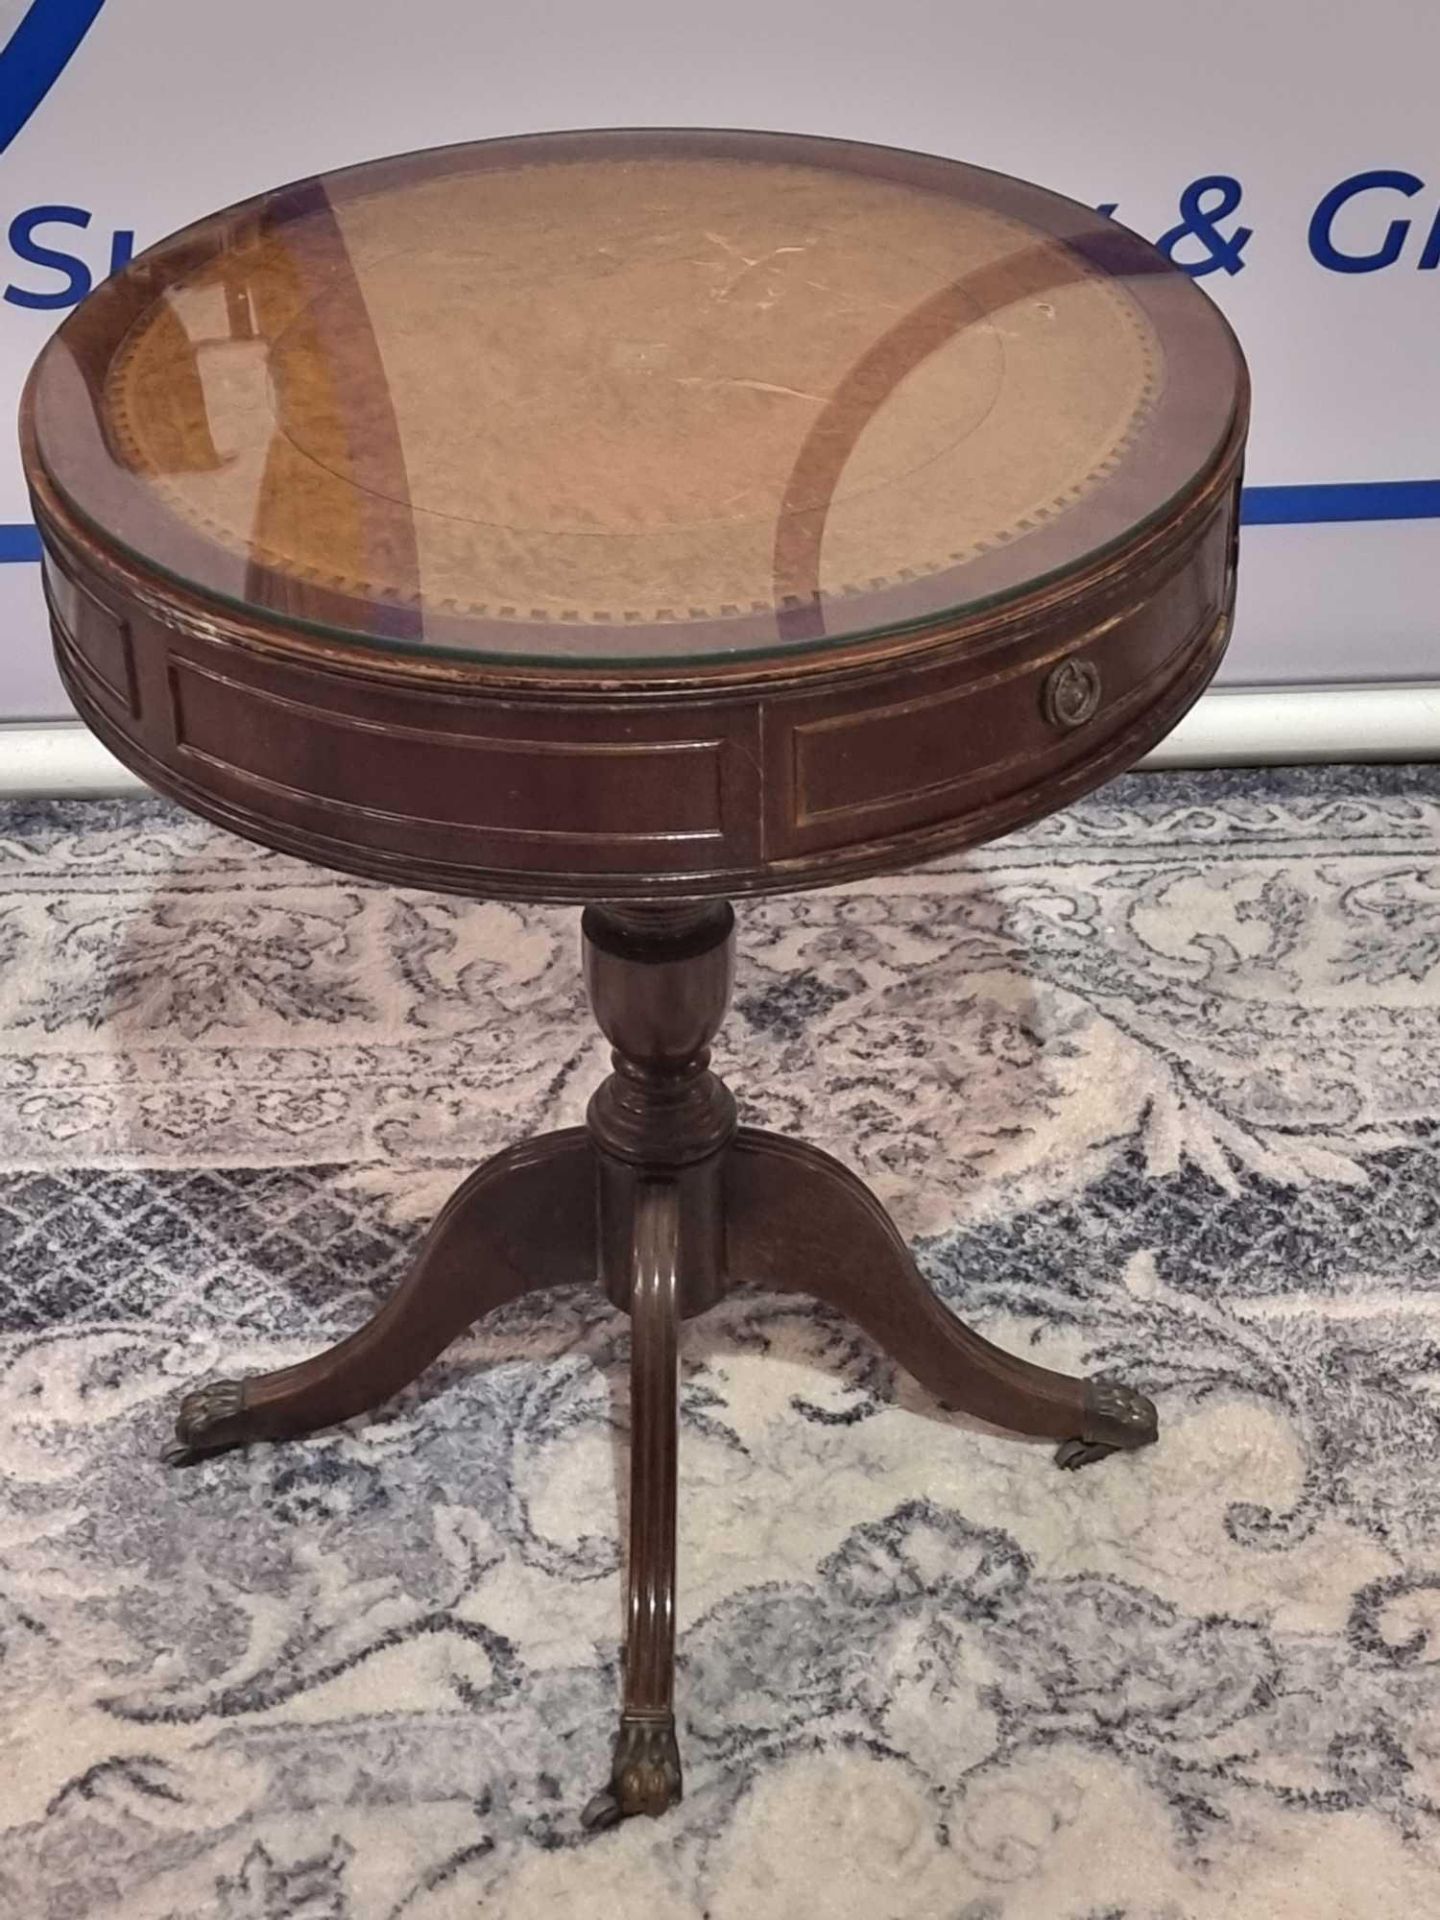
3 767 1440 1919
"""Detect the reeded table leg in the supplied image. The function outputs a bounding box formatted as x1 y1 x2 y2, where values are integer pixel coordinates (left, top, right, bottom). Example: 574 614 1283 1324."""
579 904 735 1825
726 1129 1158 1466
582 1181 684 1829
165 1129 596 1463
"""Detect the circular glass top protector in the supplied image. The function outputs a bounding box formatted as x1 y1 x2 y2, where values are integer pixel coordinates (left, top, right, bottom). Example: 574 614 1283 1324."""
29 129 1246 667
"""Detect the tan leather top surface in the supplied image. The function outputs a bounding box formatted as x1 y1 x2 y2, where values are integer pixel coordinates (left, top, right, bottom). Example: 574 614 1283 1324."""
30 133 1243 664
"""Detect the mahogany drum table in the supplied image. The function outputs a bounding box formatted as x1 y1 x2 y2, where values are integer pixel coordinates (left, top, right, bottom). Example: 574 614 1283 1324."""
21 128 1249 1827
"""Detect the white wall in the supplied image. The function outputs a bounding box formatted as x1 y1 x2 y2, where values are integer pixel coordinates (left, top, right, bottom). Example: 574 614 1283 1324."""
2 0 1437 716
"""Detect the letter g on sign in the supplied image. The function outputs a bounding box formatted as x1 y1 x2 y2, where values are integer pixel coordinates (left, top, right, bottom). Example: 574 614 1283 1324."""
1309 170 1424 273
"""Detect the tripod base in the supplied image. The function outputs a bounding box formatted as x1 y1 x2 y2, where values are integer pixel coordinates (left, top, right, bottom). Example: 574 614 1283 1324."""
166 902 1158 1823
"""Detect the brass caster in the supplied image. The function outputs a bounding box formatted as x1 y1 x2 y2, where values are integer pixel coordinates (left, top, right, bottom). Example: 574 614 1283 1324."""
162 1379 252 1466
1055 1379 1158 1470
580 1714 682 1830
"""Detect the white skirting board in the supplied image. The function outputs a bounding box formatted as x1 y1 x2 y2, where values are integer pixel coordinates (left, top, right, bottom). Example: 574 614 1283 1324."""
3 685 1440 798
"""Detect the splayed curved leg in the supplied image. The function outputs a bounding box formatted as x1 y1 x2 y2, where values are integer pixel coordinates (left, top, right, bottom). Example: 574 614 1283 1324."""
726 1128 1157 1466
166 1128 597 1464
582 1179 684 1829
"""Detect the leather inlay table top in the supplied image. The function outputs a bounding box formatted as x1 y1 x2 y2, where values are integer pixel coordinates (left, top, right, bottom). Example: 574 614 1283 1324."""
26 128 1240 667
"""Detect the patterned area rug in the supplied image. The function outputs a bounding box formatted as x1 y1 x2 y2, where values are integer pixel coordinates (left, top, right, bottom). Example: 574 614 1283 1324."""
3 768 1440 1919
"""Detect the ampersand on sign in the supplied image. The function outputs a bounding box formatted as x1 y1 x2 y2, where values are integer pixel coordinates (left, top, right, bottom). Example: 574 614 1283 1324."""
1158 176 1252 277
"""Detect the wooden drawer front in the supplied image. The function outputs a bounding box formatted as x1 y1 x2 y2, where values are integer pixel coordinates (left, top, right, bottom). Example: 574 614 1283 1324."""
43 550 138 720
161 649 760 878
765 506 1231 856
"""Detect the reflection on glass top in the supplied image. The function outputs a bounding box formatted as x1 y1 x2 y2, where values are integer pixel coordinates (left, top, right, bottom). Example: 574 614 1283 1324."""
27 129 1246 667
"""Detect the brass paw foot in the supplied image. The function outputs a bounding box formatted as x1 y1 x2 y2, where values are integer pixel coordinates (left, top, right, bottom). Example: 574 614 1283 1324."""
162 1379 252 1466
1055 1378 1159 1470
580 1715 683 1830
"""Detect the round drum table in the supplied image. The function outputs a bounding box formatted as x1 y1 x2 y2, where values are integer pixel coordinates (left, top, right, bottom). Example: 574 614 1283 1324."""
21 128 1249 1827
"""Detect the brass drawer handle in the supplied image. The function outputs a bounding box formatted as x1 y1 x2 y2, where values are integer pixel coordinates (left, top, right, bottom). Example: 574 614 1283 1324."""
1042 657 1102 730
